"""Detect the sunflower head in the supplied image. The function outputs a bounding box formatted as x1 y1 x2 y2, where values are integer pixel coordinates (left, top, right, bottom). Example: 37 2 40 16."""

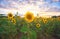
7 13 13 19
25 11 34 23
36 23 40 28
12 18 16 24
43 19 47 23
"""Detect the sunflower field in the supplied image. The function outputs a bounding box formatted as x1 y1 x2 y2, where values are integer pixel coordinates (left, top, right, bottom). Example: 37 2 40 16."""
0 12 60 39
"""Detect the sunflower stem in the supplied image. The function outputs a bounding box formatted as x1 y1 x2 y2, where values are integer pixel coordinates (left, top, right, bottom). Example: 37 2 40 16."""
27 23 30 39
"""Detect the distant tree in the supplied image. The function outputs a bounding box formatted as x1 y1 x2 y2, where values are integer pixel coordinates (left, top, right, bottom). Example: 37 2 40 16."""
58 16 60 17
0 14 6 18
52 16 57 18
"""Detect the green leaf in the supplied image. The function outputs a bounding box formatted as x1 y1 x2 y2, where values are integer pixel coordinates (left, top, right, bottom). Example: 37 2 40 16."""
20 26 28 33
30 30 37 39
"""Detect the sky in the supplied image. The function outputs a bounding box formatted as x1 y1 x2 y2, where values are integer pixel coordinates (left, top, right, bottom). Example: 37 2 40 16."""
0 0 60 16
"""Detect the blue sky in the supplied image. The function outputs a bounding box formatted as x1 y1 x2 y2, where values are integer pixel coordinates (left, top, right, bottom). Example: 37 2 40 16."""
0 0 60 16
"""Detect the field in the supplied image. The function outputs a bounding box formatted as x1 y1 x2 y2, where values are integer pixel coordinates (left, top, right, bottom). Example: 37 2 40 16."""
0 13 60 39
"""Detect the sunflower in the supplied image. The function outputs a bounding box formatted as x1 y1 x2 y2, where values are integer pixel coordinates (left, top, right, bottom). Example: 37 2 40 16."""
43 19 47 23
7 13 14 20
24 11 34 23
36 23 40 28
12 18 16 24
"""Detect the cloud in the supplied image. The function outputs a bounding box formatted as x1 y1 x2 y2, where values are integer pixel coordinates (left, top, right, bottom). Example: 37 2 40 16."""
0 0 60 15
52 0 60 2
46 7 60 12
0 0 49 10
0 8 18 14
